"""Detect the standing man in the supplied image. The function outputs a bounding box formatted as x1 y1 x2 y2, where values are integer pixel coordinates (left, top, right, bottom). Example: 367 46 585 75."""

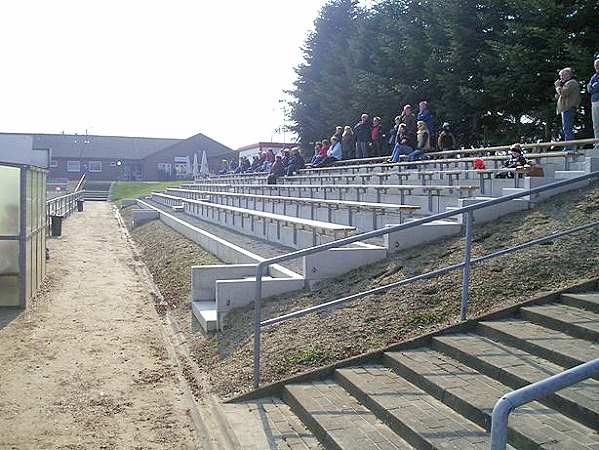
399 105 417 149
417 101 434 145
555 67 581 151
370 116 383 157
353 113 371 159
587 58 599 147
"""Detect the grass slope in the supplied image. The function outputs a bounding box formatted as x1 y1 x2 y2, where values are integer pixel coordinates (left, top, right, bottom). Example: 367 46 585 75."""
126 182 599 399
111 181 181 203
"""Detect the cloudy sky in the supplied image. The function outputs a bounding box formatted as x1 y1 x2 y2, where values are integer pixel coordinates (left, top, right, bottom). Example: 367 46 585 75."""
0 0 328 149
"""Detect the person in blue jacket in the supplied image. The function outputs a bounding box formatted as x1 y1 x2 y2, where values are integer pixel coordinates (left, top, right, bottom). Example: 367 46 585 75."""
314 136 342 167
417 101 434 137
588 58 599 146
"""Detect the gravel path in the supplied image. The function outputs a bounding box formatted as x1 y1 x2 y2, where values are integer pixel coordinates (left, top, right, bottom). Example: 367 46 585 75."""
0 202 199 449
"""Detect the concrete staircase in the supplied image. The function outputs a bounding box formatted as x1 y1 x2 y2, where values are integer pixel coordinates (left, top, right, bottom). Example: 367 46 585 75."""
83 181 112 201
224 285 599 449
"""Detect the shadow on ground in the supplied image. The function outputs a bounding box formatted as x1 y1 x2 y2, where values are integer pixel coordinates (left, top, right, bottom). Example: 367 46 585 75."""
0 308 23 331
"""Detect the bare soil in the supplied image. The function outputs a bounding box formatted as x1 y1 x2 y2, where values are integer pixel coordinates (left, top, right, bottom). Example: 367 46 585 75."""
0 203 199 449
125 183 599 399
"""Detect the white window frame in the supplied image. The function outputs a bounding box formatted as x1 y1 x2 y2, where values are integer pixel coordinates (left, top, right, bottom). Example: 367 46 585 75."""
49 160 58 168
66 160 80 173
88 161 102 173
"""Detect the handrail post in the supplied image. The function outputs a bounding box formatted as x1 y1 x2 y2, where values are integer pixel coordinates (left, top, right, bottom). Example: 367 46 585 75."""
489 397 513 450
461 211 474 321
253 262 266 389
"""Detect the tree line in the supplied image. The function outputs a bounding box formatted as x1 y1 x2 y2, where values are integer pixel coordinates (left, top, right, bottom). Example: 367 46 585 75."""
287 0 599 148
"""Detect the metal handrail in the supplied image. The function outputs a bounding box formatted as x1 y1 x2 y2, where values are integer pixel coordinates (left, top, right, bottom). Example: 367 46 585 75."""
46 190 84 234
301 137 599 171
489 358 599 449
74 173 86 192
251 168 599 388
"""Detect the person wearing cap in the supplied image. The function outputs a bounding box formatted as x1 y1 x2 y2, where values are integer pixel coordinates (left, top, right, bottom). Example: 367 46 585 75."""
587 58 599 146
496 144 528 178
555 67 581 151
437 122 457 151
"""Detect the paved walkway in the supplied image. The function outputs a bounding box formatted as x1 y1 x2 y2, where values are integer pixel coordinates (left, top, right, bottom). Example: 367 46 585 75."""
0 202 199 449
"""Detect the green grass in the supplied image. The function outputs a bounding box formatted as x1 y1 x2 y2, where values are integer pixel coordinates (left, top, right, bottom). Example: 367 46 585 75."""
111 181 181 203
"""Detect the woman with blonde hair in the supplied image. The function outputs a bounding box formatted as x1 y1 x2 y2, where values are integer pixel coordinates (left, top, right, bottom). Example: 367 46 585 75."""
341 125 355 160
407 120 431 162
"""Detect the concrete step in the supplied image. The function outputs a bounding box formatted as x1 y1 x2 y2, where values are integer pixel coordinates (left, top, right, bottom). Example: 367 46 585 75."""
283 381 412 449
447 197 529 224
84 190 110 201
385 219 462 252
520 303 599 342
560 292 599 314
432 333 599 430
554 170 586 179
221 397 322 449
383 348 599 449
335 365 498 449
477 319 599 369
191 301 217 332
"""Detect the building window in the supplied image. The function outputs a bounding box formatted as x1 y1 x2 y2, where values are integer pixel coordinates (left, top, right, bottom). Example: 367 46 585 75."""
66 160 80 172
88 161 102 173
158 163 172 175
49 160 58 168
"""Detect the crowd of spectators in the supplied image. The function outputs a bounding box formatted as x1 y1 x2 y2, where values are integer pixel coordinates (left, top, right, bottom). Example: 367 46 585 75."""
216 60 598 182
308 100 458 168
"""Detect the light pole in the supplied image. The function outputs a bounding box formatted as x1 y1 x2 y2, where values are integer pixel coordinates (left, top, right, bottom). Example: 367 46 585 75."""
278 99 286 145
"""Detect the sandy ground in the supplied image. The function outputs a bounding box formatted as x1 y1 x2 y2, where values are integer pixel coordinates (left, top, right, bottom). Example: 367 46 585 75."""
0 202 199 449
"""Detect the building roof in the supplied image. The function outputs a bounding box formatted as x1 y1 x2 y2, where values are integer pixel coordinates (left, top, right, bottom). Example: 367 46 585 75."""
28 133 181 160
148 132 235 160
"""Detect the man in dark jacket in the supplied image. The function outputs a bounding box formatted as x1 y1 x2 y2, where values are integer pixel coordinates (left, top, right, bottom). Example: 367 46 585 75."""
267 155 285 184
285 147 305 176
399 105 417 149
353 113 371 159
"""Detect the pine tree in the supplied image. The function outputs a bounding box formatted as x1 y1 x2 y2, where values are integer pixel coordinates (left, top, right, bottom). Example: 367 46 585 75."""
288 0 362 144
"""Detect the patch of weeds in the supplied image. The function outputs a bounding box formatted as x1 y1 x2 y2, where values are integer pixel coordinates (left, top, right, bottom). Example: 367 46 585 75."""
404 311 443 328
284 346 332 366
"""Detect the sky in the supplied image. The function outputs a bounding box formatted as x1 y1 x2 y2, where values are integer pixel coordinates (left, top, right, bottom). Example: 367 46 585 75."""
0 0 328 149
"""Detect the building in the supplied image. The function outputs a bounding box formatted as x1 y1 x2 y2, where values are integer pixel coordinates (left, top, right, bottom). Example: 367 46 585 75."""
0 131 235 181
0 134 50 168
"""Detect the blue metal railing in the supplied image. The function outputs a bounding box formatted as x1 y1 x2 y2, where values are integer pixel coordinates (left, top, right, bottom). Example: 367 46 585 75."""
490 358 599 449
252 167 599 388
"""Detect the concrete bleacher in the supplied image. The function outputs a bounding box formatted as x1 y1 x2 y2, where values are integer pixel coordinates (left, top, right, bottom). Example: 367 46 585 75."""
131 140 598 333
166 188 421 231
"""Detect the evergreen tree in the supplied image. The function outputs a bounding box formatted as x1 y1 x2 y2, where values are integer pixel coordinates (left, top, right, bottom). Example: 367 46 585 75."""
288 0 599 146
288 0 362 144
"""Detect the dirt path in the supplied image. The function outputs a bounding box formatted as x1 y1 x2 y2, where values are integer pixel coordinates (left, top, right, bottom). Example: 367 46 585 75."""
0 202 200 449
